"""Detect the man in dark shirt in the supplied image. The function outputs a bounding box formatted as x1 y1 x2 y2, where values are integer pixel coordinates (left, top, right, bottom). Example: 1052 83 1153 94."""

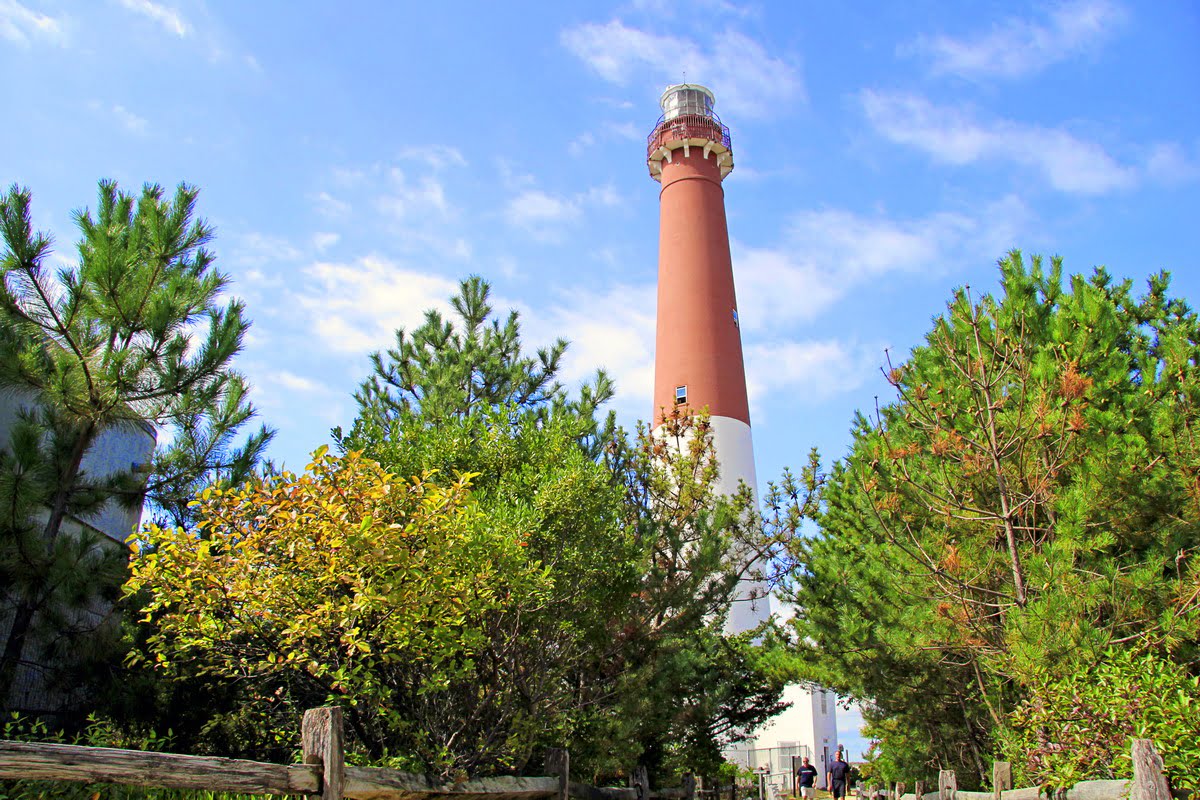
828 753 851 800
797 757 819 799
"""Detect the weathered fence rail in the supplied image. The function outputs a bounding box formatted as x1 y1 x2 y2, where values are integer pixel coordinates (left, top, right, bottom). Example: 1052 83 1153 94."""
858 739 1181 800
0 709 1187 800
894 783 1128 800
0 739 320 795
0 706 703 800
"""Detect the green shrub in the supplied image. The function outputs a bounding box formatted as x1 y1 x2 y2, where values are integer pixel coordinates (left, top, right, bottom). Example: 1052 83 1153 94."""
999 649 1200 791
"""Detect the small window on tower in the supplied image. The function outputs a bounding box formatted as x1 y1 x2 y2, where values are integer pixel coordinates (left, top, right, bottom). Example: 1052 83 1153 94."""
732 308 740 328
675 385 687 404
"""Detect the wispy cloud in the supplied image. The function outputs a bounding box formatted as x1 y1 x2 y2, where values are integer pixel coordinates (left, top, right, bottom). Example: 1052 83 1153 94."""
377 168 451 221
561 20 803 118
627 0 755 18
266 370 327 394
312 232 340 253
860 90 1137 194
908 0 1127 79
231 232 306 268
117 0 189 37
0 0 66 46
568 132 596 157
395 144 467 170
523 283 658 417
111 104 148 135
312 191 351 219
508 190 580 230
505 184 622 241
735 196 1030 329
293 256 458 355
318 153 467 231
745 338 882 417
1145 141 1200 185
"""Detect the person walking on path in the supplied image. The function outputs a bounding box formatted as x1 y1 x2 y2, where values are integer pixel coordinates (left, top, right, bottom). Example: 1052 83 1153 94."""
797 757 819 799
828 752 851 800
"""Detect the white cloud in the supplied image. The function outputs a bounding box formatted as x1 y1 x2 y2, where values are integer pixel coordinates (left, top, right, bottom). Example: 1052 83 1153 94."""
395 144 467 170
628 0 754 18
861 90 1138 194
267 370 326 394
293 256 458 354
1145 141 1200 185
377 168 451 220
745 339 881 416
523 283 658 417
232 232 305 268
312 232 340 253
561 20 802 118
0 0 65 46
735 196 1029 329
735 246 840 331
711 30 803 118
506 190 581 239
568 132 596 157
909 0 1126 79
562 20 689 84
111 104 148 135
568 123 640 156
609 121 642 141
582 184 621 207
505 184 621 241
117 0 189 37
313 191 351 219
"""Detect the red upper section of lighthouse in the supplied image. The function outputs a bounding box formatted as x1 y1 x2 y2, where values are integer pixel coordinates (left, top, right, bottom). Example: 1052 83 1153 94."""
649 84 750 427
647 112 731 160
646 84 734 183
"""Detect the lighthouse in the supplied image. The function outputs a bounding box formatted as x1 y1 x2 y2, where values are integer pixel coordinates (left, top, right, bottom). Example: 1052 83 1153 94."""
647 83 840 778
647 84 767 634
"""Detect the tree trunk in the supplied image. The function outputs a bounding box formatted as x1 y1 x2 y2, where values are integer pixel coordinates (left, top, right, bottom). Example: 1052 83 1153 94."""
41 421 95 546
0 600 37 708
0 420 95 708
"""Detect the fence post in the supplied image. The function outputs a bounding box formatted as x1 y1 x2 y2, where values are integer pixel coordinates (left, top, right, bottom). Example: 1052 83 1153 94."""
914 780 926 800
991 762 1011 800
632 765 651 800
937 771 955 800
302 707 345 800
685 773 697 800
546 748 570 800
896 781 906 800
1130 739 1171 800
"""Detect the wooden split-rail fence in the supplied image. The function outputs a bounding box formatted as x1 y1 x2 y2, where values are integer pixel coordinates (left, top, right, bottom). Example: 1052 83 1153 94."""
0 708 1184 800
0 706 709 800
851 739 1180 800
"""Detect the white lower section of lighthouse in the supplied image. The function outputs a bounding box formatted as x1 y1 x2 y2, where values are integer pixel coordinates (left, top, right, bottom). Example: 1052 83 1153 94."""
672 416 840 781
652 414 770 634
706 415 772 635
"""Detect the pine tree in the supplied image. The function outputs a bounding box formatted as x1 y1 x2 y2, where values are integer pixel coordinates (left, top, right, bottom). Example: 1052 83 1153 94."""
352 275 615 450
783 252 1200 785
0 180 272 710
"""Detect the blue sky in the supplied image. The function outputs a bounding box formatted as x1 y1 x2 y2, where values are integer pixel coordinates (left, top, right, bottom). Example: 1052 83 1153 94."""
4 0 1199 760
